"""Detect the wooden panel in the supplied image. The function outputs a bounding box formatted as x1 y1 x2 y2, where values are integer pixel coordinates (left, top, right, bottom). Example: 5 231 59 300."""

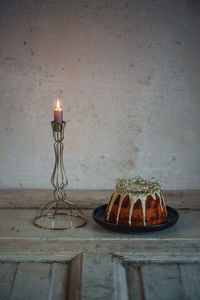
113 257 129 300
10 263 51 300
68 253 128 300
0 263 17 300
9 262 69 300
0 189 199 209
49 263 69 300
1 256 200 300
0 254 77 263
0 255 128 300
0 239 200 263
141 263 183 300
0 209 199 241
126 262 200 300
81 253 114 300
0 190 199 299
120 253 200 263
0 208 200 257
0 209 199 258
68 254 82 300
125 263 145 300
180 263 200 299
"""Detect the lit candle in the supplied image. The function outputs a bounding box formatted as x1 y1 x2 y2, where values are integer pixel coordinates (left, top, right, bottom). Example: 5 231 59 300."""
54 99 63 123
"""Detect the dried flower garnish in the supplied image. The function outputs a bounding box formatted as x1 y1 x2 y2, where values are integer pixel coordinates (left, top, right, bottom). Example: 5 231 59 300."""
115 176 161 195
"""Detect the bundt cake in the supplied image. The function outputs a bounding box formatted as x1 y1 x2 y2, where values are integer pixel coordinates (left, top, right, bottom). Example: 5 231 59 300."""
105 176 167 226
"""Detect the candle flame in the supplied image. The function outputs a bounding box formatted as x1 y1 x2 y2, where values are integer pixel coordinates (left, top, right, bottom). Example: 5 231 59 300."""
56 99 60 109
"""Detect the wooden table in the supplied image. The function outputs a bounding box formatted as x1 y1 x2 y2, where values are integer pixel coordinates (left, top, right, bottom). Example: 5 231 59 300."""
0 190 199 300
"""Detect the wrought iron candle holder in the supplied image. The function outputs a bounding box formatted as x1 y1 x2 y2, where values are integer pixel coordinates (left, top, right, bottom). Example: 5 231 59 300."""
33 121 87 230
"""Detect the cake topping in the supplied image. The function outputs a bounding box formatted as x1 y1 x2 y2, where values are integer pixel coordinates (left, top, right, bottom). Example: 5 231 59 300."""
115 176 161 195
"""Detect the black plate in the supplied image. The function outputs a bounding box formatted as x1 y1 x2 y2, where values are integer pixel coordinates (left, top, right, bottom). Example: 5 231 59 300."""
93 204 179 233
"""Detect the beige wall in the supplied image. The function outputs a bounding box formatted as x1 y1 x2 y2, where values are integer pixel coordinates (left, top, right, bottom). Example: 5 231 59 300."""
0 0 200 189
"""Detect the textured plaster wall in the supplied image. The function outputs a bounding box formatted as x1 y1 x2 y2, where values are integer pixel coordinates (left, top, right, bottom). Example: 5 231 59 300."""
0 0 200 190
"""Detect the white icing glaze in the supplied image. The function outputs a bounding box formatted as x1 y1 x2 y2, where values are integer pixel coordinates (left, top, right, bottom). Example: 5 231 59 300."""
107 188 166 226
159 191 163 211
106 190 119 220
116 194 125 224
141 197 147 226
160 191 167 216
128 195 135 226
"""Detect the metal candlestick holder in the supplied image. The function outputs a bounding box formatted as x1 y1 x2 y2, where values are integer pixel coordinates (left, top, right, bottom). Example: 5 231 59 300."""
33 121 87 230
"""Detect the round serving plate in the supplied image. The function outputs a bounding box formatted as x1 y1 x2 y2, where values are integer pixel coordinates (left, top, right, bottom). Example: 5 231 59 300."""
93 204 179 233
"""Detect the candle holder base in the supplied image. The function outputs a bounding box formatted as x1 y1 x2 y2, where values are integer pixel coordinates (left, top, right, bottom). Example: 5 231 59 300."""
33 199 87 230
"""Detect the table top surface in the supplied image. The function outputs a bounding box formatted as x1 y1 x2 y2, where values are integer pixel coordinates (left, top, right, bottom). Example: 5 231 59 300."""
0 189 199 300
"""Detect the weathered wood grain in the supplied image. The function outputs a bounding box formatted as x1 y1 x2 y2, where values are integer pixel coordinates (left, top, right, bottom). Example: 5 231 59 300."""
10 263 51 300
141 263 184 300
81 253 114 300
0 208 199 258
0 189 199 209
49 263 69 300
125 263 145 300
0 239 199 262
113 257 129 300
119 253 200 263
1 257 200 300
0 263 17 300
68 254 128 300
0 209 198 240
180 263 200 299
0 190 199 299
126 262 200 300
0 254 77 263
67 254 82 300
7 262 69 300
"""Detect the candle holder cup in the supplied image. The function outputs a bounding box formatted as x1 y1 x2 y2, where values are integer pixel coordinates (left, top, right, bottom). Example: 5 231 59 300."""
33 121 87 230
